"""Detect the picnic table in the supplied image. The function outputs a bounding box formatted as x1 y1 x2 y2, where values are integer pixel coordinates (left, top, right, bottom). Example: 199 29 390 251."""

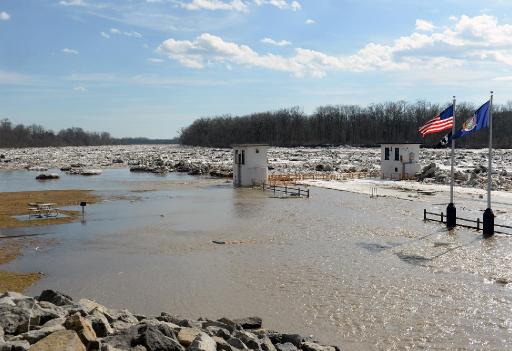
28 202 59 219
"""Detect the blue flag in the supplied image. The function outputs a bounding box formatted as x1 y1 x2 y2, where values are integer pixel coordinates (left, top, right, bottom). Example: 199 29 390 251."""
453 101 491 139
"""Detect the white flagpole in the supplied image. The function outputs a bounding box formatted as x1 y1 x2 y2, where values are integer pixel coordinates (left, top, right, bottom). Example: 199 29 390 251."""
487 91 494 209
449 96 456 205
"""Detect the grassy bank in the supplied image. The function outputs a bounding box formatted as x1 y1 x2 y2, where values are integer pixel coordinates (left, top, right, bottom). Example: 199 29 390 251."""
0 189 99 228
0 189 100 292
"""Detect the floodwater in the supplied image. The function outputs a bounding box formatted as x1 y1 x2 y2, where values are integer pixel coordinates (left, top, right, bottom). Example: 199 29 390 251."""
1 169 511 350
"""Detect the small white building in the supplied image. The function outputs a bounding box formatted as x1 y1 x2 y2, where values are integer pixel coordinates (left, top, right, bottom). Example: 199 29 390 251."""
380 143 421 180
232 144 269 187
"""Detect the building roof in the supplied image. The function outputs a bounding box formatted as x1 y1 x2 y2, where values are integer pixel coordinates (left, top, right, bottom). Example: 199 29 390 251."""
380 142 422 145
231 144 269 147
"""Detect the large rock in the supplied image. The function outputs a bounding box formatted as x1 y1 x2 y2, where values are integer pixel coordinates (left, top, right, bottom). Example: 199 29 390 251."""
9 324 64 344
301 342 337 351
37 290 73 307
0 339 30 351
275 342 298 351
232 317 262 330
64 314 97 347
85 310 113 337
187 333 216 351
178 328 202 347
29 330 85 351
134 324 183 351
0 305 31 335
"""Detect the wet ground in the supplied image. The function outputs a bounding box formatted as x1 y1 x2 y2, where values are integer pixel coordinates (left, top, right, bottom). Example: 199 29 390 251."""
1 169 511 350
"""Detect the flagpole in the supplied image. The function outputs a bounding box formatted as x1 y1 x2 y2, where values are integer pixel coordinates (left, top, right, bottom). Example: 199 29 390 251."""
483 91 494 237
447 96 457 229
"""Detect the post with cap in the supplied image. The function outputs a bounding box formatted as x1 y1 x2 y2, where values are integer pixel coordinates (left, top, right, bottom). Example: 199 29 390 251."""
483 91 494 237
446 96 457 229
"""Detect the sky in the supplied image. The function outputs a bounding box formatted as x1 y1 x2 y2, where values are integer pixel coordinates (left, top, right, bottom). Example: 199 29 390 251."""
1 0 512 138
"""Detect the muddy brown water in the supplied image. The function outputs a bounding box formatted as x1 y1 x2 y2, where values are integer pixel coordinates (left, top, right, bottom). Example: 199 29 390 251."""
1 169 511 350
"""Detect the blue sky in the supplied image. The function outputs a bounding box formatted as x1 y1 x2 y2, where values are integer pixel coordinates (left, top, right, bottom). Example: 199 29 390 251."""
1 0 512 138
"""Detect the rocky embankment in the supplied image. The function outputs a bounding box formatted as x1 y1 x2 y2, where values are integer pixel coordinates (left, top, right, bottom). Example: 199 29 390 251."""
0 290 340 351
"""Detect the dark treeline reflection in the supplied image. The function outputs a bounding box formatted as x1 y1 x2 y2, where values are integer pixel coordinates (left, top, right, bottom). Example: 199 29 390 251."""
179 101 512 148
0 119 177 148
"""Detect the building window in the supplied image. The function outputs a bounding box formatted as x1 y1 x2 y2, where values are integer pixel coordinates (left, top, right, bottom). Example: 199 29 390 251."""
385 147 390 160
241 150 245 165
395 147 400 161
235 150 239 164
255 148 259 154
395 167 398 172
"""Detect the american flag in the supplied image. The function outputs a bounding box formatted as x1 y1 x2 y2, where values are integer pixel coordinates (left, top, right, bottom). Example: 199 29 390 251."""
419 105 454 137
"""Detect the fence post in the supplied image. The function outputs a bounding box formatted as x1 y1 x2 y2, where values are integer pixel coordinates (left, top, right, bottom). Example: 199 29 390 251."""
298 188 301 197
441 212 444 223
424 209 426 221
477 218 480 231
285 186 287 194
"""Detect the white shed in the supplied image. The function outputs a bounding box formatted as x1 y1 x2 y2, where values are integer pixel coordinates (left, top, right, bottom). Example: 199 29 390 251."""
380 143 421 180
232 144 269 187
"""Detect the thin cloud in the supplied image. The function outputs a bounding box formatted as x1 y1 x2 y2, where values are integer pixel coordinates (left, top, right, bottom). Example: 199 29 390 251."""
59 0 87 6
254 0 301 11
148 58 165 63
261 37 292 46
0 11 10 21
109 28 142 38
62 48 79 55
178 0 248 12
73 86 88 92
415 19 435 32
100 31 110 39
305 19 315 24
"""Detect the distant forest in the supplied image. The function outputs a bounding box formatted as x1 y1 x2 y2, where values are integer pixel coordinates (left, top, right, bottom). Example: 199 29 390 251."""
0 119 177 148
179 101 512 148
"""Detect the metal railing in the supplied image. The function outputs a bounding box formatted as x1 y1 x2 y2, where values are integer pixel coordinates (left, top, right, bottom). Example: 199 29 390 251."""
423 209 512 235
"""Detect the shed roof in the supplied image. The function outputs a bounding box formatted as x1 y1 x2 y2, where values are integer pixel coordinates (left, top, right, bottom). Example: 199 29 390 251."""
231 144 269 147
380 142 421 146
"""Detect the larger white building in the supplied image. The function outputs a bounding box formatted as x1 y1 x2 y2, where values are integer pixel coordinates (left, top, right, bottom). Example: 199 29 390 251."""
380 143 421 180
232 144 269 187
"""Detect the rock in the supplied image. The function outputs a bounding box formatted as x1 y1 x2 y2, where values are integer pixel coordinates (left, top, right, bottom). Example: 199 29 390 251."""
204 326 230 339
64 314 97 347
177 328 202 347
301 342 336 351
37 290 73 307
77 299 108 315
275 343 298 351
0 339 30 351
29 330 85 351
0 305 31 334
417 163 438 180
9 324 64 344
187 333 216 351
85 310 114 338
259 336 277 351
226 337 248 350
212 337 234 351
134 324 183 351
35 173 59 180
233 331 260 349
232 317 262 330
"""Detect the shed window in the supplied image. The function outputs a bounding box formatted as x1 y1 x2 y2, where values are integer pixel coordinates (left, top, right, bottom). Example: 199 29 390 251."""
255 148 259 154
241 150 245 165
384 147 390 160
395 147 400 161
235 150 239 164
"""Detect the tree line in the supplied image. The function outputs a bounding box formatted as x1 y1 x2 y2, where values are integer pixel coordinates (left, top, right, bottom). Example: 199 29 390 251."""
0 119 177 148
179 101 512 148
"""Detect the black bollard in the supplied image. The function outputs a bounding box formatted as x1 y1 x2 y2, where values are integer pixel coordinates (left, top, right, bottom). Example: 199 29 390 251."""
483 208 494 237
446 203 456 229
